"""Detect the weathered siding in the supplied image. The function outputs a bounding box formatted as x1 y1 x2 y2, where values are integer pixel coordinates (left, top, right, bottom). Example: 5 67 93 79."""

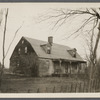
38 58 54 77
10 37 86 77
10 38 39 76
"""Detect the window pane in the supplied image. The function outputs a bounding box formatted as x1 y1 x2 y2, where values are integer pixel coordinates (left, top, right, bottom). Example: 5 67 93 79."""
18 48 21 54
25 47 27 53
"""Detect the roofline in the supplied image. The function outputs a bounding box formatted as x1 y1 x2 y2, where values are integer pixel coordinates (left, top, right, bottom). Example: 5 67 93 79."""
22 37 39 57
20 36 86 63
23 36 72 49
38 57 86 63
10 37 23 60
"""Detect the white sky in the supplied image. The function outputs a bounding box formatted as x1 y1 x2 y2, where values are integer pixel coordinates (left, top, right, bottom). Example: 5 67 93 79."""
0 3 100 68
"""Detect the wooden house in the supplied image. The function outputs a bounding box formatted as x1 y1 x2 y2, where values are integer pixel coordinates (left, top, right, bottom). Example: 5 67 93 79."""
10 36 86 77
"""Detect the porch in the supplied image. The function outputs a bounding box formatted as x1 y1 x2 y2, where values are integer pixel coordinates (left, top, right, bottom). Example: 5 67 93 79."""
52 59 86 77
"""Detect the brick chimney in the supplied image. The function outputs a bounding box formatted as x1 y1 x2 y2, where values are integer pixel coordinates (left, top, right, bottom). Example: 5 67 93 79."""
46 36 53 54
48 36 53 46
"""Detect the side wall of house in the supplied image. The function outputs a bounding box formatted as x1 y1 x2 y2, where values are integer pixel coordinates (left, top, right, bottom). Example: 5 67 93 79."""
10 38 39 76
38 58 54 77
38 59 83 77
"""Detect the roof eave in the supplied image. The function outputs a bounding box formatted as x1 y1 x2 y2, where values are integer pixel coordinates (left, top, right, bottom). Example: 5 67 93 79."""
38 57 86 63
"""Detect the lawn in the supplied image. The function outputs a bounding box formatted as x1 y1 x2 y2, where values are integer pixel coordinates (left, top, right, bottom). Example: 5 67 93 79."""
0 74 88 93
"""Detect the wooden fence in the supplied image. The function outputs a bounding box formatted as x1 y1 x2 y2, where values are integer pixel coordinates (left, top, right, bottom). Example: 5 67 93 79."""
2 79 100 93
35 79 100 93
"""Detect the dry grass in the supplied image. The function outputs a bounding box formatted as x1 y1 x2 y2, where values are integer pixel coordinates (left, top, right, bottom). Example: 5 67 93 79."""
1 74 87 93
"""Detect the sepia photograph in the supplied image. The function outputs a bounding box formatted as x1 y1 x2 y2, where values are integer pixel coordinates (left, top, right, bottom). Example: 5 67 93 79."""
0 3 100 97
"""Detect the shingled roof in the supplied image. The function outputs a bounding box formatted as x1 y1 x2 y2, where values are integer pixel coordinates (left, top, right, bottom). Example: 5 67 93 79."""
23 36 85 63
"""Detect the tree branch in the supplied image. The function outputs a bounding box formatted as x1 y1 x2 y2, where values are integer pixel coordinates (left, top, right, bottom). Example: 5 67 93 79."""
2 8 8 68
4 22 24 58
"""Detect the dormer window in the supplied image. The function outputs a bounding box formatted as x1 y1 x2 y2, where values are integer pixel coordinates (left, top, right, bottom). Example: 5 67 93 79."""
18 48 21 54
47 46 51 54
25 47 27 53
72 51 76 57
67 48 77 58
40 43 52 54
22 40 24 44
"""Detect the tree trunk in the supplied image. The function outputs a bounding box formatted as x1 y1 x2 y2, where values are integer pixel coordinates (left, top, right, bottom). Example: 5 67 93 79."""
0 8 8 91
88 22 100 92
93 22 100 65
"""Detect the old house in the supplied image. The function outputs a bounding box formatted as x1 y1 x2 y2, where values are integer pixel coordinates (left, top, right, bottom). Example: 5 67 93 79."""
10 36 86 77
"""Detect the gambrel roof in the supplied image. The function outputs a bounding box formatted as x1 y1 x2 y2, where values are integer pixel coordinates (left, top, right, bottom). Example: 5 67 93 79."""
23 36 85 63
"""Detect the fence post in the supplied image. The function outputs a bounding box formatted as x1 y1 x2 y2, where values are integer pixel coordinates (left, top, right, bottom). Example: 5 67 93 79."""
70 82 73 92
94 79 96 92
95 79 98 92
93 79 96 92
65 85 68 93
16 90 18 93
37 88 39 93
46 87 48 93
79 82 82 92
87 80 91 92
98 79 100 91
93 79 95 92
83 81 85 92
60 86 63 92
97 79 99 92
95 79 97 92
27 89 31 93
53 86 55 93
91 79 94 92
75 82 77 93
90 80 92 92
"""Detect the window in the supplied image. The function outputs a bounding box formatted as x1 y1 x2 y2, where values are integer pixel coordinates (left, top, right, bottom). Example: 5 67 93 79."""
46 60 49 69
25 47 27 53
65 65 68 73
18 48 21 54
73 51 76 57
22 40 24 44
47 46 51 54
67 49 77 58
17 62 19 67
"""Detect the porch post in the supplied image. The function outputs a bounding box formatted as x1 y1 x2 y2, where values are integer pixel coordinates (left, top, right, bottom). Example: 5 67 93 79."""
77 63 79 74
69 61 72 74
78 63 80 74
59 59 62 76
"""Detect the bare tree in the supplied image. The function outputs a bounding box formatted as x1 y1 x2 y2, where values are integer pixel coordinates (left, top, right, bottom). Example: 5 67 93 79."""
0 8 8 91
39 8 100 91
81 25 99 91
2 8 8 73
0 8 23 91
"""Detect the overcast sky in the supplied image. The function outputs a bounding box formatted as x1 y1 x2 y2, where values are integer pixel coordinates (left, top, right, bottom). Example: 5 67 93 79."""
0 3 100 68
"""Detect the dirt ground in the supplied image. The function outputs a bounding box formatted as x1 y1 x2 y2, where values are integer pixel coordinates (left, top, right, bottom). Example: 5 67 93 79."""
1 74 87 93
